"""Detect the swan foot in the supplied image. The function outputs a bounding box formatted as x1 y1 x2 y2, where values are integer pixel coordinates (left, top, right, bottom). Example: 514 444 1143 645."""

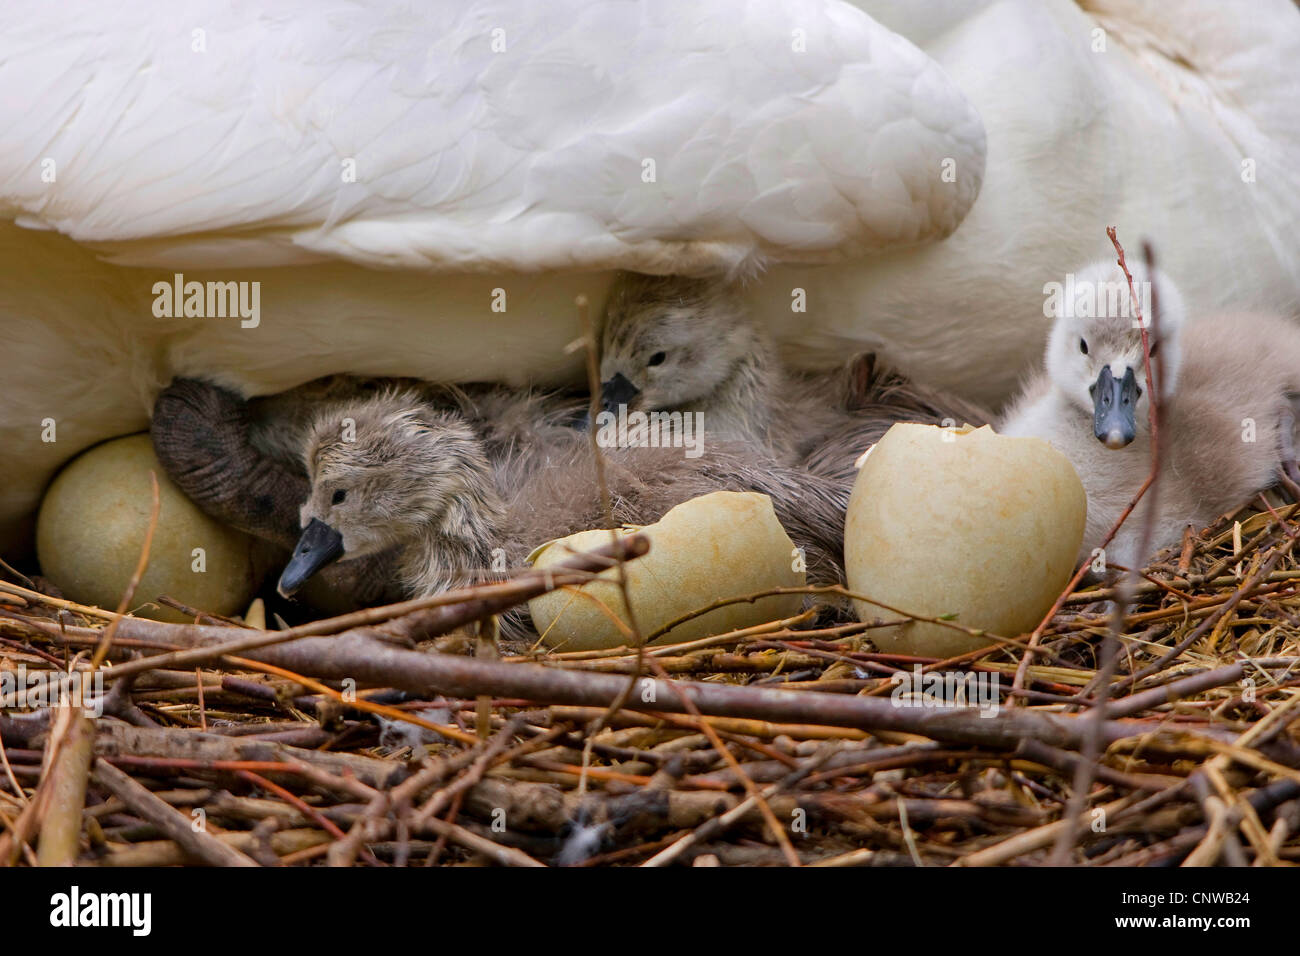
152 377 307 545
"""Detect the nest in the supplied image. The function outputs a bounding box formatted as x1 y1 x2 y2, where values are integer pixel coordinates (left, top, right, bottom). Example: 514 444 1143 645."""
3 484 1300 870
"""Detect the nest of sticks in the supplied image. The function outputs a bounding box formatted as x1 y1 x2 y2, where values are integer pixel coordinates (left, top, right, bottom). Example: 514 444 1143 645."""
2 235 1296 868
1 487 1299 869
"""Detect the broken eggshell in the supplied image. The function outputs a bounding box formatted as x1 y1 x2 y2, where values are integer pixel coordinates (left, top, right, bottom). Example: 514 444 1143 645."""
845 423 1086 658
527 491 805 651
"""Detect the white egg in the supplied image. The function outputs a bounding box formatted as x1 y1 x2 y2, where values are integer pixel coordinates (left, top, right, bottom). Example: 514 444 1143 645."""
845 423 1085 658
528 491 805 651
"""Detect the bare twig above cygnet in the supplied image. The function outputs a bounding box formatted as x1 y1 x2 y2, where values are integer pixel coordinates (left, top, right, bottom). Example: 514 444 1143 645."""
999 257 1300 572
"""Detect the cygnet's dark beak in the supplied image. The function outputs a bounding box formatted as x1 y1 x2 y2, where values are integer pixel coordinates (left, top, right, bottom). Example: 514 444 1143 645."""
278 518 345 597
1091 365 1139 449
600 372 640 414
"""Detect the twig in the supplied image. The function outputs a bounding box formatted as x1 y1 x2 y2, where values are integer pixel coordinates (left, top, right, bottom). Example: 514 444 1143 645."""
33 705 95 866
93 759 259 867
642 745 837 866
27 535 649 700
572 292 648 787
236 769 376 865
955 795 1135 867
645 655 802 866
1049 231 1164 864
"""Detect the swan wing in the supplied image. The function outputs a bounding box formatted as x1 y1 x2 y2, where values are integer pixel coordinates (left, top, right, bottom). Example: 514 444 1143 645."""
0 0 985 274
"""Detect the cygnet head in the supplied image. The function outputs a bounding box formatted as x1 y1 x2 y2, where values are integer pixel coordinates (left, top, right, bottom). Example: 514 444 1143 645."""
599 274 767 414
1044 257 1186 449
277 388 496 597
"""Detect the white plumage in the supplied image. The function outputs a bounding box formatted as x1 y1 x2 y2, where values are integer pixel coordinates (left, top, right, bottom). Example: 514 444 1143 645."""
0 0 982 271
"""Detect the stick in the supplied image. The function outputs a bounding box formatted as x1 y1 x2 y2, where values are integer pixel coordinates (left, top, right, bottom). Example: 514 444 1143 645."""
93 759 259 867
1049 231 1164 864
28 535 649 698
34 707 95 866
75 624 1194 751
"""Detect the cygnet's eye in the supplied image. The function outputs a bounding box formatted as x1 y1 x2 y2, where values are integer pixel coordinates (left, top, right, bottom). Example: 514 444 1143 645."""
1079 338 1089 355
647 351 667 367
331 488 347 505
